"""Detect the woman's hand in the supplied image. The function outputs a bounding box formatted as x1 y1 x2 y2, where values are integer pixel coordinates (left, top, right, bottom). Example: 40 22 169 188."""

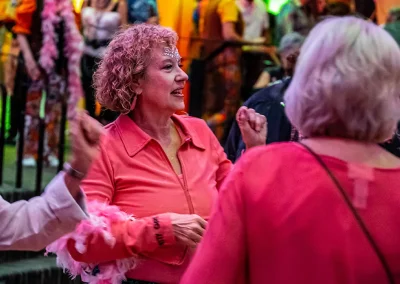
25 56 41 81
69 112 104 176
17 34 41 81
169 213 207 248
236 106 267 149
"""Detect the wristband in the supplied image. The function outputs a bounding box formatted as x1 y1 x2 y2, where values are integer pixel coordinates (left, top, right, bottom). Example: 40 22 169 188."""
63 163 86 180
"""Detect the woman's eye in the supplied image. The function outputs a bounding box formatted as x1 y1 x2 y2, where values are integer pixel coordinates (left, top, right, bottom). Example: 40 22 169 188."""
164 65 173 70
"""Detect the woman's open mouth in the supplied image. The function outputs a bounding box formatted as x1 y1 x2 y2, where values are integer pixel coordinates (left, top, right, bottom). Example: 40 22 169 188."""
171 88 184 97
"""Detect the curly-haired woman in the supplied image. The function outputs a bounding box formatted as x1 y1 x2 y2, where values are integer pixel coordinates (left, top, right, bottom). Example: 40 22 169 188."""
46 24 266 284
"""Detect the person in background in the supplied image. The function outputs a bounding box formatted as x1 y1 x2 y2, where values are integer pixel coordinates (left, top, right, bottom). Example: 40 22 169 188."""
375 0 399 25
200 0 244 141
0 112 103 251
253 32 304 89
12 0 83 167
45 24 266 284
237 0 270 102
384 7 400 45
382 7 400 157
182 16 400 284
4 35 19 97
236 0 269 41
187 0 204 61
276 0 325 44
225 44 301 162
127 0 159 25
80 0 127 124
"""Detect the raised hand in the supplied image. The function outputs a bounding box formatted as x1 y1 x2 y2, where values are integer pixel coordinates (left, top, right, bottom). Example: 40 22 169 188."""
69 112 104 176
236 106 267 149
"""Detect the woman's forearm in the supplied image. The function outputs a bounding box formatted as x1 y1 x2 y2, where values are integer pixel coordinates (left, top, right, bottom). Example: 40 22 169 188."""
17 34 35 63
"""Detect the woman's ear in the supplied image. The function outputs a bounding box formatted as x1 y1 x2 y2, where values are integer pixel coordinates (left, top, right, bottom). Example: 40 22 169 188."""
132 81 143 96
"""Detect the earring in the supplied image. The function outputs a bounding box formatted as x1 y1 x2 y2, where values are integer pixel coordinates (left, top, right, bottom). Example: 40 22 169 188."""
130 96 138 111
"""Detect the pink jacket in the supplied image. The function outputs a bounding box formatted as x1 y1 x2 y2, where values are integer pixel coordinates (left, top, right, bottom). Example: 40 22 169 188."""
182 143 400 284
0 173 87 251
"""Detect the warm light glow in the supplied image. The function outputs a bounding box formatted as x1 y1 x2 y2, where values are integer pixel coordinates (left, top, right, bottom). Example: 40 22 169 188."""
72 0 84 12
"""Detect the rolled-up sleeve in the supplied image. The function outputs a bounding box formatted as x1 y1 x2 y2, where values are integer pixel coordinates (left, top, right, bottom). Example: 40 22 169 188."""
12 0 36 35
0 173 87 251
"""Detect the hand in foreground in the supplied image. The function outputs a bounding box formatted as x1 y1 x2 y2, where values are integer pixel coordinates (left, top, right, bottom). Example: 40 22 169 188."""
236 106 267 149
169 213 207 248
69 112 104 176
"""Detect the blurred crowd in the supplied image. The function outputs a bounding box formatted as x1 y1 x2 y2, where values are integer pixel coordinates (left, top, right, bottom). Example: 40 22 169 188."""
0 0 399 165
1 1 400 283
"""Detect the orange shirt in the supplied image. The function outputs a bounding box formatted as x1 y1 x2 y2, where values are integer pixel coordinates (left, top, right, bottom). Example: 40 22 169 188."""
68 114 232 283
12 0 81 34
376 0 400 24
12 0 36 34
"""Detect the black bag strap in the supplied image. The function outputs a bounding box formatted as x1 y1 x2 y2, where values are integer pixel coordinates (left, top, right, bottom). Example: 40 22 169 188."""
299 142 395 284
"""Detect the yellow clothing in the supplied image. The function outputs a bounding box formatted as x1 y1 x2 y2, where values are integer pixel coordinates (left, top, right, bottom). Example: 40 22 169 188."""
199 0 240 37
217 0 240 23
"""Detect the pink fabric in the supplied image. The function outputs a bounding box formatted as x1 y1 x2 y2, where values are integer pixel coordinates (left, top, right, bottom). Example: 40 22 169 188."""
182 143 400 284
40 0 84 119
66 114 232 283
46 201 136 284
0 173 87 251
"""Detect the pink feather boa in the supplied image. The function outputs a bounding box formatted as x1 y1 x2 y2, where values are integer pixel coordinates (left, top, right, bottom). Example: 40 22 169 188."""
39 0 83 119
46 201 137 284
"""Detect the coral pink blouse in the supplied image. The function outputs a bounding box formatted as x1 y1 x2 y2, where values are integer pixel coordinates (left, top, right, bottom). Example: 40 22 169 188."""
67 114 232 283
182 143 400 284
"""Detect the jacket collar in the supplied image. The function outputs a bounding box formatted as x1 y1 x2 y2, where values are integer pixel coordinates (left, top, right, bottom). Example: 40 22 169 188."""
115 114 206 157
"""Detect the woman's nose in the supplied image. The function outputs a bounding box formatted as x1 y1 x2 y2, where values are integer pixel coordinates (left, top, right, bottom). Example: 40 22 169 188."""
177 68 189 82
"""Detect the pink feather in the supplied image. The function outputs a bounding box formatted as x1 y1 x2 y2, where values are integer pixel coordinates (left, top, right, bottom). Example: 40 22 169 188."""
46 201 137 284
39 0 83 119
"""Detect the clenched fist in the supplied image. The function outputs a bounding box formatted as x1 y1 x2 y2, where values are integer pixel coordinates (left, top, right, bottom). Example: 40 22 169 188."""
236 106 267 149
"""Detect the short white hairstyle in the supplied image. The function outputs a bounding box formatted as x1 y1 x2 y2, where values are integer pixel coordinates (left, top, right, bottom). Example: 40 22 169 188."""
285 16 400 142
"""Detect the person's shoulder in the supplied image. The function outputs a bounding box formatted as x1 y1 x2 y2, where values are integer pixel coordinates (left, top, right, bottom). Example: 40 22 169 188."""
241 142 302 163
234 143 307 190
98 121 120 147
245 78 290 107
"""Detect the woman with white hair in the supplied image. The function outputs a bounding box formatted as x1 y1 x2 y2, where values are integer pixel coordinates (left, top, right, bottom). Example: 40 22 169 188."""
181 16 400 284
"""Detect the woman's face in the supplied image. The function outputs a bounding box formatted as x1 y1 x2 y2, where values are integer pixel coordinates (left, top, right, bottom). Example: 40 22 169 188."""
137 45 188 113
